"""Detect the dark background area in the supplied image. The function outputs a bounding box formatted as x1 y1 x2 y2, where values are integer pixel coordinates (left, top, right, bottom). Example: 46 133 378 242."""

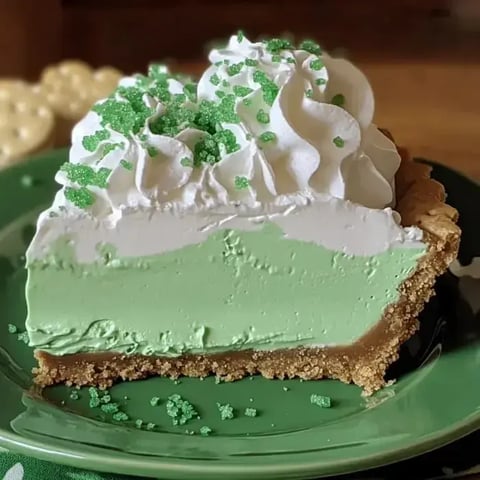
1 0 480 78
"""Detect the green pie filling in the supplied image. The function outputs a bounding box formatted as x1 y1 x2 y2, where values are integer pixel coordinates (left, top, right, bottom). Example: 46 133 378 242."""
25 224 425 356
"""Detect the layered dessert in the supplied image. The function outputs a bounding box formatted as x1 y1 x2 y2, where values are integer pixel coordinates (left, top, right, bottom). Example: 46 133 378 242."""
26 34 460 394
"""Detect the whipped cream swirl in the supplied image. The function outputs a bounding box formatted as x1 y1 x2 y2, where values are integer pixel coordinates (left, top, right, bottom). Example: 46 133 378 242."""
56 34 400 219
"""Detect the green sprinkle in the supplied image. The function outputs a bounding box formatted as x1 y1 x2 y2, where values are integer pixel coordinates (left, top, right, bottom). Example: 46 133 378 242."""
120 159 133 171
286 57 296 64
242 98 252 106
305 89 313 98
256 109 270 124
150 397 160 407
89 397 100 408
7 324 17 334
226 62 244 76
217 403 234 420
310 394 332 408
271 54 282 63
237 30 244 42
180 157 193 167
69 390 79 400
209 74 220 86
60 163 111 189
135 419 143 429
315 78 327 86
300 39 322 55
331 93 345 107
234 176 250 190
233 85 253 98
333 136 345 148
200 426 212 436
82 129 110 152
245 58 258 67
64 186 95 209
147 145 159 157
253 70 278 106
88 387 99 398
146 422 156 430
101 403 120 414
101 142 124 159
244 408 257 417
166 394 198 426
101 394 111 404
283 386 289 392
138 134 148 141
183 83 197 103
222 79 230 88
264 38 293 54
215 90 226 98
259 131 276 142
113 411 129 422
310 58 324 71
17 332 29 344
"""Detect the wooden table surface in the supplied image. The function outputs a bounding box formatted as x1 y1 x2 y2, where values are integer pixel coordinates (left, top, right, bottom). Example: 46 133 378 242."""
180 60 479 182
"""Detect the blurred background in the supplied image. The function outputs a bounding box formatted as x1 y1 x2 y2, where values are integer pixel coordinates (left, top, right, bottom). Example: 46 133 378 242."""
0 0 479 177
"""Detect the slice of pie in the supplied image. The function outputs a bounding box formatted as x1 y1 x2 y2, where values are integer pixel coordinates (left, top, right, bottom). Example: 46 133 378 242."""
25 34 460 394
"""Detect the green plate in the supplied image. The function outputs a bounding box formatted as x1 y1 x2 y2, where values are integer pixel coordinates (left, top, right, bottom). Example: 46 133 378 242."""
0 150 479 480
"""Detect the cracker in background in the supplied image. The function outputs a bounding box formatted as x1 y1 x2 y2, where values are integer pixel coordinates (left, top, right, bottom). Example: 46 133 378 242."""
37 60 123 147
0 80 55 169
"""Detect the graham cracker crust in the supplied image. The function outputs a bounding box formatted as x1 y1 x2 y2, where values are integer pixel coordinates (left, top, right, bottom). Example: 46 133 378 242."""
33 142 461 395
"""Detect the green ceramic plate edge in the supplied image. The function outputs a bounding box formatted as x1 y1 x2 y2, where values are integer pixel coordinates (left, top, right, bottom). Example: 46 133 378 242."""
0 149 479 480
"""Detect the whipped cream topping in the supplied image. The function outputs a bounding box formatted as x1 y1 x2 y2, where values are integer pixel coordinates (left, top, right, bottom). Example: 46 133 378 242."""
54 34 400 221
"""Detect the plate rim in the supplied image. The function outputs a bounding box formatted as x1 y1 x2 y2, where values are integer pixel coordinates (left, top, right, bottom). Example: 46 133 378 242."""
0 150 479 479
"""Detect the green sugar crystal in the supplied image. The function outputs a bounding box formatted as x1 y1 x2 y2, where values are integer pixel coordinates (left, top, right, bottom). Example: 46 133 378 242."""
253 70 279 106
264 38 293 54
101 403 119 414
120 159 133 171
331 93 345 107
283 386 290 392
113 412 129 422
183 83 197 102
150 397 160 407
166 394 198 426
244 408 257 417
100 394 111 404
101 142 124 159
7 324 17 334
82 129 110 152
69 390 79 400
180 156 193 167
135 419 143 429
146 422 156 431
316 78 327 86
245 58 258 67
226 62 244 76
271 54 282 63
146 146 159 157
234 176 250 190
286 57 296 64
310 394 332 408
222 79 230 88
310 58 324 71
64 187 95 209
200 426 212 436
215 90 226 98
209 74 220 86
305 89 313 98
60 163 111 189
256 109 270 124
300 39 322 55
259 131 276 143
333 136 345 148
17 332 29 344
233 85 253 98
217 403 234 420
